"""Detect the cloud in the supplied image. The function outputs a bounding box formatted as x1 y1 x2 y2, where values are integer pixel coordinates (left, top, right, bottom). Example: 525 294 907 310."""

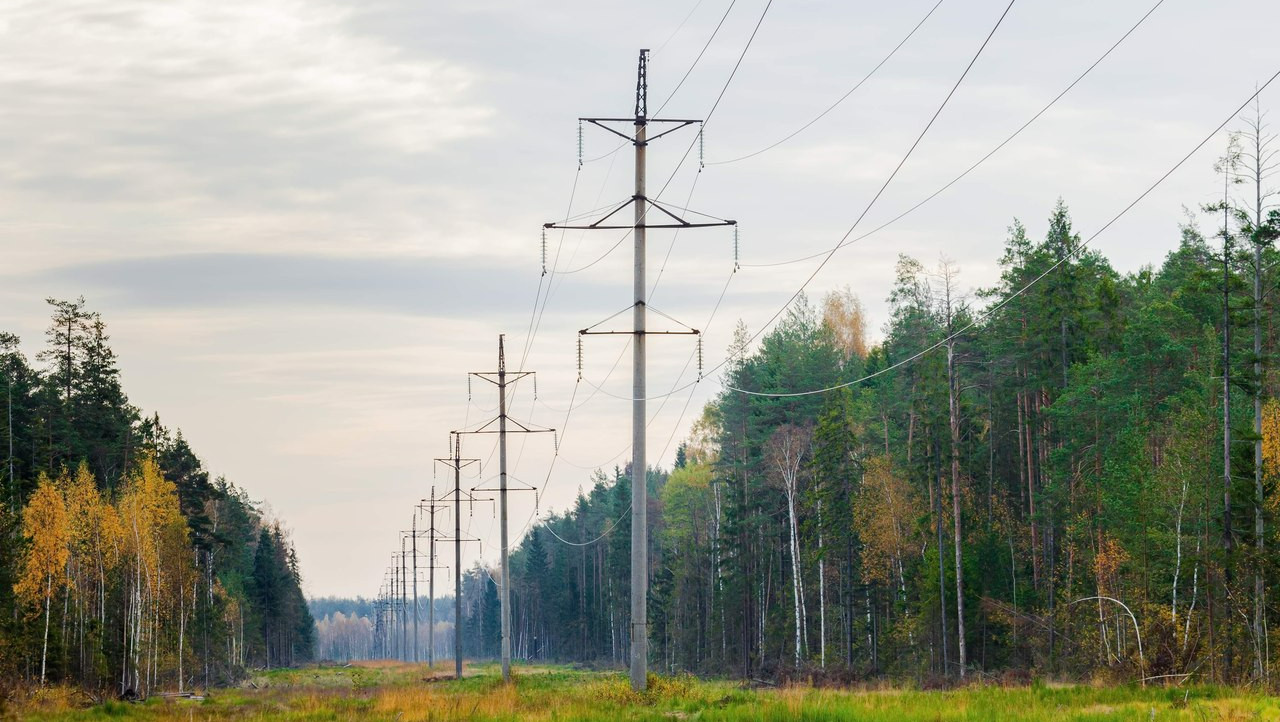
23 252 576 315
0 0 497 267
15 251 738 334
2 0 490 155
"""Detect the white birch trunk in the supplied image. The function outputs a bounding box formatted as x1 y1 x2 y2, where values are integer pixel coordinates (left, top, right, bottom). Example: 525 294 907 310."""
817 499 826 669
788 491 803 668
40 576 52 685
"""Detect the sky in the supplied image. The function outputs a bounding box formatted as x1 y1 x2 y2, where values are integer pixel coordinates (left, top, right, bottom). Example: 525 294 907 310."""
2 0 1279 598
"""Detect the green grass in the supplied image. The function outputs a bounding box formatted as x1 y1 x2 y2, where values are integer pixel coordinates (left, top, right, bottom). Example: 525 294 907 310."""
12 662 1280 721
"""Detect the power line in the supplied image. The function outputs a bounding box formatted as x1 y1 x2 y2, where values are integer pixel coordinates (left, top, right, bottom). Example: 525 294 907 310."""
654 0 708 56
726 0 1016 347
431 435 484 678
542 265 735 548
742 0 1166 268
656 0 740 116
573 0 1016 405
463 335 553 683
726 67 1280 398
506 0 773 564
540 39 765 688
563 0 772 276
580 0 739 165
708 0 946 165
533 0 766 327
541 502 633 548
518 167 582 370
517 0 772 441
533 0 770 398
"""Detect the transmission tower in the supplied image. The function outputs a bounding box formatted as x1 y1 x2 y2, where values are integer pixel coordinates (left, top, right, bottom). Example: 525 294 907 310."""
463 334 555 683
433 434 486 679
414 491 451 667
406 497 450 666
544 48 735 691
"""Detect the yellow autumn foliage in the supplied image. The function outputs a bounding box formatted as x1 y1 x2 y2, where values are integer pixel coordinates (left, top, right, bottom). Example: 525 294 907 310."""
116 455 191 622
15 474 70 617
1093 534 1129 597
822 287 869 361
64 462 122 573
1263 399 1280 482
853 455 920 587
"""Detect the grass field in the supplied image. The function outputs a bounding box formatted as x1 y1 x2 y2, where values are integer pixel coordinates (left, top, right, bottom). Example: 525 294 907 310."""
8 661 1280 721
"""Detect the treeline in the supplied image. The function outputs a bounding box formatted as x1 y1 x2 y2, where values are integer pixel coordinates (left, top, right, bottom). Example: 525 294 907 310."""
1 299 314 695
309 596 456 662
492 129 1280 684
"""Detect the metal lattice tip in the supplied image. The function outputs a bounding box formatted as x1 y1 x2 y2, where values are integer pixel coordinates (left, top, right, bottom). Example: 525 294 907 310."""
635 49 648 120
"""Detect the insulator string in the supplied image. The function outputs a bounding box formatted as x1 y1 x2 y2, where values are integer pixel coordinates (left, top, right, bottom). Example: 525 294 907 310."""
696 335 706 381
733 225 740 270
698 123 705 171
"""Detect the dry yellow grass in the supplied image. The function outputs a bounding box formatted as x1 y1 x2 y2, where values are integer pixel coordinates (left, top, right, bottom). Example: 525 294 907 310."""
12 663 1280 721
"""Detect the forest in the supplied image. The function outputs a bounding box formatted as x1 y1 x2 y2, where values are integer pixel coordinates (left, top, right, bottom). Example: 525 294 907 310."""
0 298 315 696
434 128 1280 685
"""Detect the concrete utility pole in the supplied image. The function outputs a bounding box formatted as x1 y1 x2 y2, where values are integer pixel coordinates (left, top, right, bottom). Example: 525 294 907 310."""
404 511 447 665
466 335 554 682
416 490 451 667
412 514 419 663
544 49 734 691
400 538 409 660
433 435 483 679
373 593 381 658
630 53 650 694
389 559 398 660
385 568 398 659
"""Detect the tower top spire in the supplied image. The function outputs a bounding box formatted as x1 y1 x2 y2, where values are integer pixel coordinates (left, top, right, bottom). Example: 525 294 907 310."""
635 49 649 122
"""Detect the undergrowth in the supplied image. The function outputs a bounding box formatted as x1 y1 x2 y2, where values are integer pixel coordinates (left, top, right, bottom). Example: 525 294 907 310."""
14 661 1280 721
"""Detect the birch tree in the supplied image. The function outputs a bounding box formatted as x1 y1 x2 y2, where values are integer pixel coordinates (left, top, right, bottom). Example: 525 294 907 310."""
16 474 70 684
767 424 811 668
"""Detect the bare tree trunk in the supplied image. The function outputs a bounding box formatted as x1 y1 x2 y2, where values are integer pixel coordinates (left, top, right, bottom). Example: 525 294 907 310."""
788 492 802 668
1242 105 1274 682
932 444 949 675
178 577 186 693
1173 473 1188 627
817 499 826 669
1022 378 1040 588
1220 155 1236 679
768 425 811 669
946 330 966 677
40 576 52 685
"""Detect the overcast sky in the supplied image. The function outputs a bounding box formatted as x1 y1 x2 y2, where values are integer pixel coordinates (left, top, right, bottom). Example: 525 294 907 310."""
3 0 1279 598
